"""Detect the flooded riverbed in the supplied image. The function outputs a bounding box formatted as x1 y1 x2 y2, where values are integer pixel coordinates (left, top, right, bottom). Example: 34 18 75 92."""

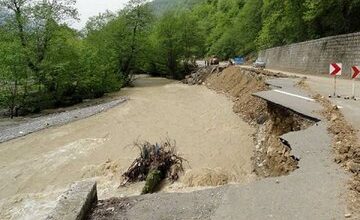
0 76 255 219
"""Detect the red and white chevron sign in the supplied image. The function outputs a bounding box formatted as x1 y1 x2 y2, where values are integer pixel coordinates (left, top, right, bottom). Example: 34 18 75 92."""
352 66 360 79
329 63 342 76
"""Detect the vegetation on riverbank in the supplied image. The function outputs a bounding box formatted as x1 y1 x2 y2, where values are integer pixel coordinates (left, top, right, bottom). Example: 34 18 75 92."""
1 0 360 117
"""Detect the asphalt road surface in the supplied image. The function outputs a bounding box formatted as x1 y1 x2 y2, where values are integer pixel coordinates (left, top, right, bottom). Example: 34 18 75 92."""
259 66 360 136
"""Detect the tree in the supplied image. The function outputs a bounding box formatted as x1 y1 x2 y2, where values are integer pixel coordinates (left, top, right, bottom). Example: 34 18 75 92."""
81 17 125 98
0 0 78 81
154 11 181 78
177 10 204 71
232 0 263 55
201 0 237 58
255 0 287 49
3 0 360 118
0 0 83 114
40 25 83 106
84 10 116 34
0 28 28 117
120 0 152 83
304 0 360 38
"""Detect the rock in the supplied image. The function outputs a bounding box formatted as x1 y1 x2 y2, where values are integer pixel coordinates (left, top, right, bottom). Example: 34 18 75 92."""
344 213 352 218
353 157 360 164
339 145 351 154
348 161 360 173
106 207 115 212
330 114 338 122
334 155 346 164
256 114 269 125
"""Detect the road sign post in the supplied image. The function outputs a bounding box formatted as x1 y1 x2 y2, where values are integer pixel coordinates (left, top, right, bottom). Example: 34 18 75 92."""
352 79 355 98
334 76 337 97
351 66 360 99
329 63 342 97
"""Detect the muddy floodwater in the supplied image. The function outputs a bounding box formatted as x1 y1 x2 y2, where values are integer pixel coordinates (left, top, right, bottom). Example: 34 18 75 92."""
0 76 255 219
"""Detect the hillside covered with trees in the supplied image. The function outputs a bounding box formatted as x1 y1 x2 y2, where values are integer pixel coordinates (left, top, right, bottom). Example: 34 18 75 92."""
1 0 360 118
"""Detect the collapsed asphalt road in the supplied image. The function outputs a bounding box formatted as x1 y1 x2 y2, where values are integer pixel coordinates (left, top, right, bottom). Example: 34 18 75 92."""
88 69 350 220
0 68 354 219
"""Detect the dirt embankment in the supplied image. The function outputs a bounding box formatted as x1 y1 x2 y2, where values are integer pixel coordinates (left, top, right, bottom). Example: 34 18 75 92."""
185 66 313 177
205 67 268 124
253 102 314 177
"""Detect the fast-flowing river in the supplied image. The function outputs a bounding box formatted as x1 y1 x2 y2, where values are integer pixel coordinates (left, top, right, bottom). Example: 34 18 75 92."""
0 76 255 219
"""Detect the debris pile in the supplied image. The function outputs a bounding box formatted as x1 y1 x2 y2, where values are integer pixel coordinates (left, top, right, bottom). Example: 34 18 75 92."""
88 197 133 220
120 139 184 194
253 102 315 177
183 66 225 85
241 67 291 78
315 95 360 171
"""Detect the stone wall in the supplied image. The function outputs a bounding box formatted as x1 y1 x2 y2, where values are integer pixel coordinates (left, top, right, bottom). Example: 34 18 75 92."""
258 32 360 77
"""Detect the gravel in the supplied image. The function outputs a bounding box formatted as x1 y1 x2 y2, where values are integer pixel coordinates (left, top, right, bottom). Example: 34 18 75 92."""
0 98 127 143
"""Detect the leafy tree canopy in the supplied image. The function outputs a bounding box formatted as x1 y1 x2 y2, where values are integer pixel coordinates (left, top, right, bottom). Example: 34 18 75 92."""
2 0 360 117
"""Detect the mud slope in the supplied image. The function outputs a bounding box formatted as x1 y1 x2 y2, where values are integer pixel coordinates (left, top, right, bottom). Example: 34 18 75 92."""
203 67 311 177
205 66 268 123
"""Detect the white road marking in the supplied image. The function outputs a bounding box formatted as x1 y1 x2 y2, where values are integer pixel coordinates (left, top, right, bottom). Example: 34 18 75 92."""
273 89 315 102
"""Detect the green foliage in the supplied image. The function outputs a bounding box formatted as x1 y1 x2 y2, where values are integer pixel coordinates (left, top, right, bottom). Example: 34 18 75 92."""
142 169 162 194
303 0 360 38
172 0 360 57
232 0 263 55
0 30 28 117
0 0 124 116
153 11 182 77
148 9 204 79
2 0 360 118
0 0 151 116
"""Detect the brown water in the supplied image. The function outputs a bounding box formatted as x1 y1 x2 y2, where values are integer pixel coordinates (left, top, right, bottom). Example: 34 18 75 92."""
0 76 255 219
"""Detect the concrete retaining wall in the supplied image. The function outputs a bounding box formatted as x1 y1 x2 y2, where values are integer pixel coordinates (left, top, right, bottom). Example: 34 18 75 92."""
258 32 360 76
47 181 97 220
